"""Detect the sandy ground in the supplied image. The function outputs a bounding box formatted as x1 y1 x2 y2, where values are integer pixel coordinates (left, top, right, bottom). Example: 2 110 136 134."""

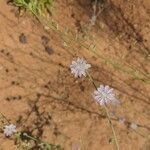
0 0 150 149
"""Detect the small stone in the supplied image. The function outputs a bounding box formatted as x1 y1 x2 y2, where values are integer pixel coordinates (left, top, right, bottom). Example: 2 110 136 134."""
19 33 27 44
18 95 22 100
1 49 4 53
12 97 16 100
6 52 10 56
11 81 15 85
5 69 9 72
6 97 10 101
45 46 54 55
79 84 84 92
36 93 41 98
41 35 50 46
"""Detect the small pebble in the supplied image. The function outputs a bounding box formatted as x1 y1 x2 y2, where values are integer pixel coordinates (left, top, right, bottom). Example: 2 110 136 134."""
6 97 10 101
12 97 16 100
11 81 15 85
45 46 54 55
41 35 50 46
19 33 27 44
79 84 84 92
6 52 10 56
1 49 4 53
5 69 9 73
18 95 22 100
36 93 41 98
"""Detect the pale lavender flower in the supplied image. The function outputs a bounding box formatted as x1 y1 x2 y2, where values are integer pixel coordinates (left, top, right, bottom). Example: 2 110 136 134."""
93 85 119 106
3 124 16 136
130 123 138 130
119 117 126 125
72 145 80 150
70 57 91 78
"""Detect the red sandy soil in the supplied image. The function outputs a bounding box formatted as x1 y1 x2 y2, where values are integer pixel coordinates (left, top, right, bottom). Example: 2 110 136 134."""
0 0 150 149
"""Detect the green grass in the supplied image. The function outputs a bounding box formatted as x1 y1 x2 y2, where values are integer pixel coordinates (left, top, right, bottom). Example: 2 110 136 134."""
11 0 54 16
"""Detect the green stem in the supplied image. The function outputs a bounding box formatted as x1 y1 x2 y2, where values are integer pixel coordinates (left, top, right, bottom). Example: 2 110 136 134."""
86 71 119 150
103 105 120 150
23 133 51 146
86 71 97 89
23 133 39 142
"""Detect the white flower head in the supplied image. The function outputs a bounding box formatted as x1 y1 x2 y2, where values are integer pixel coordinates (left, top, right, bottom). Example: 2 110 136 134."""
130 123 138 130
93 85 119 106
70 57 91 78
3 124 16 137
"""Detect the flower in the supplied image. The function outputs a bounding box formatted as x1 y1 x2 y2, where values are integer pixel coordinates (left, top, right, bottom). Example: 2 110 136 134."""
93 85 119 106
3 124 16 136
23 132 28 137
72 145 80 150
130 123 138 130
70 57 91 78
118 117 126 125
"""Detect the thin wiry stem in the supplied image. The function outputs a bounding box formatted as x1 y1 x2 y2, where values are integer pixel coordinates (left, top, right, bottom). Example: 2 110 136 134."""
0 113 10 124
103 105 120 150
86 71 120 150
23 133 38 142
